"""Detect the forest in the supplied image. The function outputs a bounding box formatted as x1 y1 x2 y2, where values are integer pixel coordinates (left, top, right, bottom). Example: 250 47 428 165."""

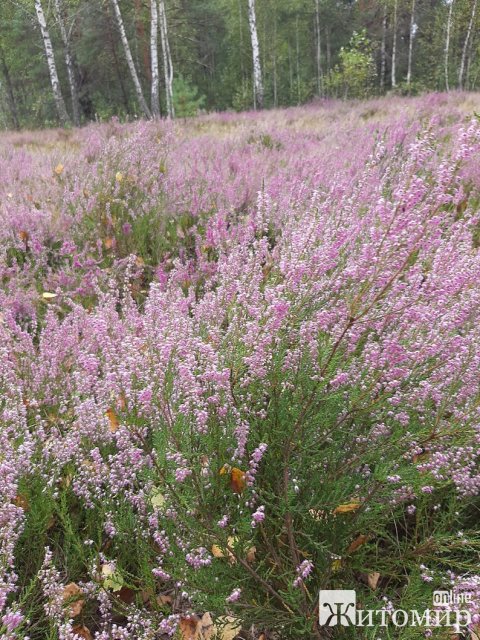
1 0 480 128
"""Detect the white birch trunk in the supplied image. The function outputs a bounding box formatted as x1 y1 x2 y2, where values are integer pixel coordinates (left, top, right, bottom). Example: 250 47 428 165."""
406 0 416 86
380 2 387 90
445 0 455 91
110 0 151 119
158 0 174 119
314 0 323 96
150 0 160 117
391 0 398 88
34 0 70 125
459 0 477 89
247 0 263 109
53 0 80 126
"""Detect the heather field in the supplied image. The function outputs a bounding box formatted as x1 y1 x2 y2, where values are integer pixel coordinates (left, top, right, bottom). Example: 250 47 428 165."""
3 93 480 639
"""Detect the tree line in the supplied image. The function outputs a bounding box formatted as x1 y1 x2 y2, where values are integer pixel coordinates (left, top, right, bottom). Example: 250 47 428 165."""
0 0 479 128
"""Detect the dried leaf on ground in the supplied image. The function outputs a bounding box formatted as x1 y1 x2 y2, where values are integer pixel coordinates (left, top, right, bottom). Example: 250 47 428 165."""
62 582 85 617
333 500 361 514
367 572 381 590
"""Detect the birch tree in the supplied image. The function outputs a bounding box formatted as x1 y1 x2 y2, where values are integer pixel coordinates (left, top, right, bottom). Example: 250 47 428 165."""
53 0 80 126
459 0 477 88
391 0 398 88
150 0 160 117
314 0 323 96
380 2 387 90
158 0 174 119
247 0 263 109
406 0 416 86
34 0 70 126
445 0 455 91
110 0 151 119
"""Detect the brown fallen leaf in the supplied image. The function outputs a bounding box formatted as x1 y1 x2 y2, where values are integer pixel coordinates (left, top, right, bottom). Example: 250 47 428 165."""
157 594 173 606
104 237 115 250
333 501 361 514
72 626 92 640
472 626 480 640
347 534 369 554
179 615 200 640
62 582 85 618
54 163 64 176
13 494 29 511
367 572 381 590
212 537 237 564
230 467 247 494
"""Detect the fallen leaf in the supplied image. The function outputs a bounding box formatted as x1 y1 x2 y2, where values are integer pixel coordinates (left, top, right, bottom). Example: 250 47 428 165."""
18 230 29 242
230 467 246 494
42 292 57 300
471 625 480 640
333 501 361 514
157 594 173 606
214 616 242 640
54 163 64 175
104 237 115 250
62 582 85 617
199 612 214 640
179 615 200 640
72 626 92 640
101 563 124 592
347 534 369 554
106 408 119 433
367 572 381 590
331 558 344 572
212 537 237 564
151 489 166 509
115 172 123 183
117 586 135 604
246 546 256 563
13 494 29 511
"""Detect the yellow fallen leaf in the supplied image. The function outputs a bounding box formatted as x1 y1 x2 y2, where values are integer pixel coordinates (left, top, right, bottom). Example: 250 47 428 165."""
333 501 362 514
54 163 64 175
115 172 123 183
212 537 237 564
42 292 57 300
214 616 242 640
151 489 166 509
331 558 344 573
106 408 119 433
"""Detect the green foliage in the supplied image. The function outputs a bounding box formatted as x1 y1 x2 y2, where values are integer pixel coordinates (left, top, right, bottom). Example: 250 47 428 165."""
326 30 376 99
172 75 206 119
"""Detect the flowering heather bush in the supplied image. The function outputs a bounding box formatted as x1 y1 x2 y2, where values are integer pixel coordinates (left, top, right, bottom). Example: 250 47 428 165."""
2 94 480 639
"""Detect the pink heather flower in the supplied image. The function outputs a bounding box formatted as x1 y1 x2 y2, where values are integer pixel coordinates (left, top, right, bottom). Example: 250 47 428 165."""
251 506 265 527
226 588 242 603
293 560 314 587
2 610 23 632
217 515 229 528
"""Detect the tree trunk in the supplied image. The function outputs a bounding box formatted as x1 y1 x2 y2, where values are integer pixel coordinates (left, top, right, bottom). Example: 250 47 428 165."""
110 0 151 119
247 0 263 109
391 0 398 88
406 0 416 87
34 0 70 126
53 0 80 126
158 0 174 119
314 0 323 97
445 0 454 91
380 2 387 90
150 0 160 117
273 9 278 107
459 0 477 89
0 46 19 129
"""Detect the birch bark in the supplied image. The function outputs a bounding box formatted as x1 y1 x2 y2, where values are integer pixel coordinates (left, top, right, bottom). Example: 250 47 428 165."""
34 0 70 125
110 0 151 118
